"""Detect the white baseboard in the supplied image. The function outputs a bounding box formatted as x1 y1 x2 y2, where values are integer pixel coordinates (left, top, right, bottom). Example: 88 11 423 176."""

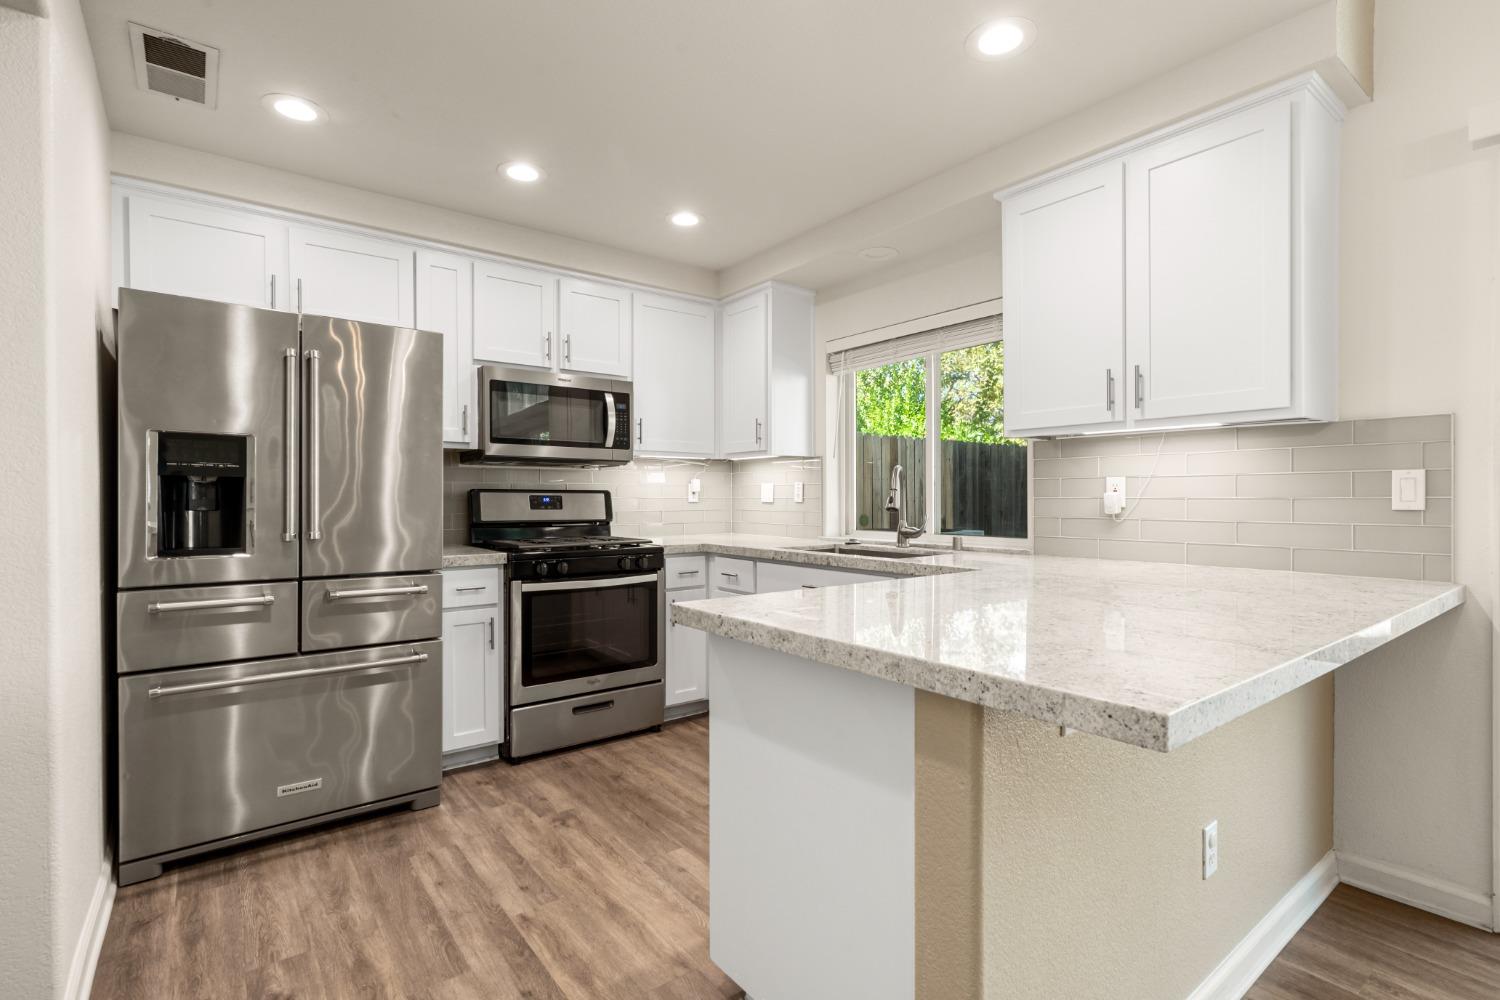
1186 851 1338 1000
1336 851 1494 931
64 857 115 1000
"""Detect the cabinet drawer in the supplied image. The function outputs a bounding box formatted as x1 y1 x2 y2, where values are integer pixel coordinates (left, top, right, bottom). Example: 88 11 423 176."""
711 556 756 595
302 573 441 651
665 556 707 591
443 567 501 608
117 581 299 673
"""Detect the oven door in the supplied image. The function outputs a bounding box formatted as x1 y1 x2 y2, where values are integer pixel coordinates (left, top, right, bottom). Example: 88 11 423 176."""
509 573 664 706
477 365 632 464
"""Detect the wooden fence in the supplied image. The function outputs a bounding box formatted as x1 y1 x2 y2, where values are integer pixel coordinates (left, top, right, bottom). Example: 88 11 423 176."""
854 435 1028 538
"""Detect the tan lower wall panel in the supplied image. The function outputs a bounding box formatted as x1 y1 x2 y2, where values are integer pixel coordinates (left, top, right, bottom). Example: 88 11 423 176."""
915 691 984 1000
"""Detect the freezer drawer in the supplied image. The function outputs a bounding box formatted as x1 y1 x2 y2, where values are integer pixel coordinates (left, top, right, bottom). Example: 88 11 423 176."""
508 680 664 759
301 573 441 651
117 640 441 863
117 581 300 673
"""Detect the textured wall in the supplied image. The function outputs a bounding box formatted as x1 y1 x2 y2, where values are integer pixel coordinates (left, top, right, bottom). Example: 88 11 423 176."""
983 679 1333 999
1032 415 1453 581
728 457 824 538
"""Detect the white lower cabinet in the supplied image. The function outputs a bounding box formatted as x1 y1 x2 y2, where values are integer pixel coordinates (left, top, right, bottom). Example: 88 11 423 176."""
441 569 504 755
755 561 887 593
666 586 709 707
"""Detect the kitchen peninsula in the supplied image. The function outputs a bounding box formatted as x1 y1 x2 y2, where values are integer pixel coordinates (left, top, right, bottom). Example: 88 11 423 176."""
671 546 1464 1000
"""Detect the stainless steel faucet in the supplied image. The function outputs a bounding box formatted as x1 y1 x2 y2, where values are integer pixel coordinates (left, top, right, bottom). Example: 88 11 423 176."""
884 464 925 547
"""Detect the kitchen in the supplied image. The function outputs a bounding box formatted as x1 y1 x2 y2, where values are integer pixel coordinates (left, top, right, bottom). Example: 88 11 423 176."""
4 1 1500 999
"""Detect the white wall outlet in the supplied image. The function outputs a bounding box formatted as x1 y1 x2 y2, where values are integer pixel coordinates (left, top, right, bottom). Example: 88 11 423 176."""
687 478 701 503
793 481 805 503
1391 469 1426 511
761 482 775 504
1103 476 1127 516
1202 820 1219 880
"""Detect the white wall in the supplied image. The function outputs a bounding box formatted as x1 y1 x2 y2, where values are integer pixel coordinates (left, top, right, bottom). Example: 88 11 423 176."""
1331 0 1500 915
0 0 112 996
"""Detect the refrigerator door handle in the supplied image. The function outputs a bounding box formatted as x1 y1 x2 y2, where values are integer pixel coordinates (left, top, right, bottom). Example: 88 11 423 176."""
283 348 298 541
147 650 429 699
305 348 323 541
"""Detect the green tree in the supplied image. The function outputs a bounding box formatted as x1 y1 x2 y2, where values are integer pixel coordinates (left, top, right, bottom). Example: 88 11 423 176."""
854 358 926 438
854 342 1023 445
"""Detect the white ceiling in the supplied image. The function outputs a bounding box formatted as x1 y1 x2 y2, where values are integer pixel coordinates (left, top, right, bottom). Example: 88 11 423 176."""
83 0 1325 277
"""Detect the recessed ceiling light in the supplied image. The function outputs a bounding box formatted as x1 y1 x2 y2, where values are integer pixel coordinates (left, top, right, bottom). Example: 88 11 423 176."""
859 246 900 261
263 94 323 122
967 17 1036 59
669 210 701 228
501 161 543 183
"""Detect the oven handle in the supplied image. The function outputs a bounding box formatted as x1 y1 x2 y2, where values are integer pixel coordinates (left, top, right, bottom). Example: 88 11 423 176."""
603 391 617 448
517 573 660 594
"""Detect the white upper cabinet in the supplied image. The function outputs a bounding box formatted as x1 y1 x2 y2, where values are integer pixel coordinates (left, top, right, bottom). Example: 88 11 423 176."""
1125 100 1292 421
633 292 716 456
719 284 815 458
472 260 556 369
125 194 288 310
996 74 1342 438
1000 160 1125 435
559 277 632 377
289 225 415 327
416 249 475 447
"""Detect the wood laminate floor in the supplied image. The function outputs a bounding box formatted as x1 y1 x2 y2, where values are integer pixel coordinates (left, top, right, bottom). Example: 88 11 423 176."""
1248 883 1500 999
94 714 1500 1000
92 716 742 1000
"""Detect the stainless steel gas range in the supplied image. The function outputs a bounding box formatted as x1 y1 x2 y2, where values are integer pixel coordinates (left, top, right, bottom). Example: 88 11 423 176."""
468 489 666 758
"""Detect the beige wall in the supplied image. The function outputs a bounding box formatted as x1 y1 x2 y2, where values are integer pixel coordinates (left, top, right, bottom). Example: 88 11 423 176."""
0 0 111 996
111 133 718 298
983 679 1334 998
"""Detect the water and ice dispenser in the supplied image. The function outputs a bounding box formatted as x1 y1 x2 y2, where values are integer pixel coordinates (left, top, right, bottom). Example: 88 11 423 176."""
155 432 248 557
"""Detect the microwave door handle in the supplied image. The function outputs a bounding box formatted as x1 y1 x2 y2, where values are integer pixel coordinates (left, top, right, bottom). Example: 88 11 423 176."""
305 348 322 541
603 391 616 448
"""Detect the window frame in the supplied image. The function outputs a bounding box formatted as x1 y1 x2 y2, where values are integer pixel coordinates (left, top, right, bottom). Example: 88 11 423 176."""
839 342 1033 551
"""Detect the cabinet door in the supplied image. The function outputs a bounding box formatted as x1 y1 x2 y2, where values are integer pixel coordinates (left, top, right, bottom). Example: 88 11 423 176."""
634 293 716 455
1126 100 1292 420
719 292 769 455
125 194 288 310
559 277 632 377
1000 160 1125 435
666 586 709 706
441 606 503 752
416 250 475 447
473 260 556 369
289 226 415 327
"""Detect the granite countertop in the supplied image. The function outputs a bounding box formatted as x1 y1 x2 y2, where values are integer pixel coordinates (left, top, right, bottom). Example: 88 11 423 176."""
441 544 508 567
667 539 1465 752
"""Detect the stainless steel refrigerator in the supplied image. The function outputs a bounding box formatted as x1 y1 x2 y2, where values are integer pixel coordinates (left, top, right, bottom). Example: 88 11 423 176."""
113 289 444 885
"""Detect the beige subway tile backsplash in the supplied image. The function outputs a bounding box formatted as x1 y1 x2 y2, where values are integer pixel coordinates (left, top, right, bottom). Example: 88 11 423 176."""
1030 414 1454 582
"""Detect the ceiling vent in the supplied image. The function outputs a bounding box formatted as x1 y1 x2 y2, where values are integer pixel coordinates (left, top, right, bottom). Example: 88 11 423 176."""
128 23 219 108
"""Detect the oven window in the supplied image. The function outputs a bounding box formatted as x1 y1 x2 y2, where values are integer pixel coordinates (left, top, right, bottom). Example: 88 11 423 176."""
489 380 606 448
521 580 658 687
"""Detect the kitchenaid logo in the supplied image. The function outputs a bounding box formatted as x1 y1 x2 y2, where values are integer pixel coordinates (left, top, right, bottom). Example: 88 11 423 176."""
276 778 323 798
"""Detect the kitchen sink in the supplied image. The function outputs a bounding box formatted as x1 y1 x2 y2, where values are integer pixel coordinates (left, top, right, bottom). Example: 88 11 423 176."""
803 543 942 560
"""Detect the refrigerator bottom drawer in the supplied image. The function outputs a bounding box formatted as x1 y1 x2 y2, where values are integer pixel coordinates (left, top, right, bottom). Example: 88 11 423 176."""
507 680 664 759
117 640 442 863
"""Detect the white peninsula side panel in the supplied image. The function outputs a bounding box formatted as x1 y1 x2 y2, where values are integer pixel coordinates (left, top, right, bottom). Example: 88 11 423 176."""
708 636 915 1000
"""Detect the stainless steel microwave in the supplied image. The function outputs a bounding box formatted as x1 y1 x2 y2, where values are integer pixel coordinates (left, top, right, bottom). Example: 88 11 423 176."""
463 365 633 465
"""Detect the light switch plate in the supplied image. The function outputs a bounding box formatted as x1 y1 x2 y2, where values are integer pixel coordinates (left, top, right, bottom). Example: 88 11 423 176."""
793 481 804 503
1391 469 1426 511
761 482 775 504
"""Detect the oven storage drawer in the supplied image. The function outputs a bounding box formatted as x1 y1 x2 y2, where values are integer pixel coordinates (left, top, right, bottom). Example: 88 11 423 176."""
302 573 441 651
508 681 664 758
117 641 441 863
117 581 300 673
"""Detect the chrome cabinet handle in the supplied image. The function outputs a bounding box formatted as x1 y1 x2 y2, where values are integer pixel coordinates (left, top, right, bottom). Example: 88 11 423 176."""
670 597 677 628
325 584 429 601
1105 368 1115 413
487 617 495 649
1134 364 1145 411
720 571 739 579
454 585 485 593
638 417 643 444
461 404 469 435
283 348 298 541
296 277 303 314
148 593 275 614
801 584 819 589
754 418 762 445
305 349 322 540
564 334 572 364
675 569 700 577
545 331 552 363
148 651 428 699
270 274 277 309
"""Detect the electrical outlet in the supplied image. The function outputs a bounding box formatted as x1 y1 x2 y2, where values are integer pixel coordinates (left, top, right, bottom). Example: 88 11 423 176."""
687 478 701 503
1103 476 1127 516
793 481 805 503
761 482 775 504
1202 820 1219 879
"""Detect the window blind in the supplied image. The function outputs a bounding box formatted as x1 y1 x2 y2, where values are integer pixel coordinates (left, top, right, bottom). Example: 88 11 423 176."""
826 314 1002 374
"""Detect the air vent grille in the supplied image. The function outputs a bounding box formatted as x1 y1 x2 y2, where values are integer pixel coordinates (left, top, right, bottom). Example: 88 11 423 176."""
128 22 219 108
